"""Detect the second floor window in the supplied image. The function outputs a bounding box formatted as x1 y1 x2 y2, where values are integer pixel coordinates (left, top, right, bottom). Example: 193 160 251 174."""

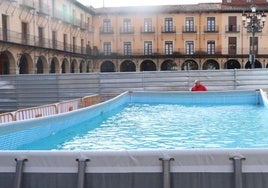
144 41 152 55
165 41 173 55
207 40 215 54
164 18 173 32
104 42 111 56
144 18 152 32
21 22 28 44
103 19 112 33
228 37 237 55
228 16 237 32
52 31 57 49
123 18 132 33
185 17 194 32
124 42 132 55
38 27 44 47
185 41 194 55
207 17 216 32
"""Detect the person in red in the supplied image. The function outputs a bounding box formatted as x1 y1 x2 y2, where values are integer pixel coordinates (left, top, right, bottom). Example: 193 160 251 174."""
191 80 207 91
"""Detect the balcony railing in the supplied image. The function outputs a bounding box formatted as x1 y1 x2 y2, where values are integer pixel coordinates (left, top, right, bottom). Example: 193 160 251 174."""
182 26 197 33
120 27 134 34
140 27 155 33
20 0 34 9
204 26 219 33
161 26 176 33
0 28 88 55
99 27 114 34
225 25 240 33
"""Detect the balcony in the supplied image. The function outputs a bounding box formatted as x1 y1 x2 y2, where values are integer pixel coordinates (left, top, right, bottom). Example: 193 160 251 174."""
0 27 88 55
182 26 197 33
140 27 155 34
225 25 240 33
204 26 219 33
161 26 176 33
120 27 134 34
99 27 114 34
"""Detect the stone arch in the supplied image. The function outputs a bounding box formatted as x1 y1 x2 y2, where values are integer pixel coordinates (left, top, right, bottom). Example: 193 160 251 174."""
202 59 220 70
87 61 92 72
245 59 262 69
79 60 87 73
0 51 16 74
181 59 198 70
161 59 177 71
120 60 136 72
224 59 241 69
71 59 79 73
18 53 34 74
100 61 115 72
50 57 60 73
140 60 156 71
61 58 70 73
36 56 48 74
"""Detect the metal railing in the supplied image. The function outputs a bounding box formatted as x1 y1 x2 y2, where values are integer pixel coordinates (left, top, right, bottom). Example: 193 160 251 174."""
0 94 102 124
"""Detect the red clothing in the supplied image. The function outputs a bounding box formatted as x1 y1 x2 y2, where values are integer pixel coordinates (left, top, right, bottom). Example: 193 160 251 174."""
191 84 207 91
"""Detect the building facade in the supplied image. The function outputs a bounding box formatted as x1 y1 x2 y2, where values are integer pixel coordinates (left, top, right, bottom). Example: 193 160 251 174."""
0 0 267 74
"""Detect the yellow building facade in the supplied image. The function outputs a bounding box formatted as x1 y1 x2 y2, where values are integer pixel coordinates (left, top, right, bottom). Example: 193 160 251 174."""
0 0 267 74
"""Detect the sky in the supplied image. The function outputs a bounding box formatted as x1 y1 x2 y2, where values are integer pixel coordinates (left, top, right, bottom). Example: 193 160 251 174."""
77 0 222 8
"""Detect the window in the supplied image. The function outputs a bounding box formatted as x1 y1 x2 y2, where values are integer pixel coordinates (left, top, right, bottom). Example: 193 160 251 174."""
103 19 112 33
228 37 237 55
2 15 8 41
207 40 215 54
144 41 152 55
226 0 232 2
246 0 252 2
63 34 67 51
123 18 132 33
21 22 28 44
124 42 132 55
38 27 44 47
73 36 76 52
144 18 152 32
228 16 237 32
164 18 173 32
207 17 216 32
185 41 194 55
81 39 84 54
165 41 173 55
52 31 57 49
185 17 195 32
104 42 112 56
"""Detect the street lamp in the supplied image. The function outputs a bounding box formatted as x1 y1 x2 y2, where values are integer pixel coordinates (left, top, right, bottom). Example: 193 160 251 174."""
242 4 266 68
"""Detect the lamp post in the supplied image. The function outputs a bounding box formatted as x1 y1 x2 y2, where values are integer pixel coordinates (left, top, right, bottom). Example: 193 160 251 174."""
242 4 266 68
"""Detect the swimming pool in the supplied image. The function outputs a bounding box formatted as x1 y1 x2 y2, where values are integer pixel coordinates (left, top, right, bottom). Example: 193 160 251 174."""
0 89 268 188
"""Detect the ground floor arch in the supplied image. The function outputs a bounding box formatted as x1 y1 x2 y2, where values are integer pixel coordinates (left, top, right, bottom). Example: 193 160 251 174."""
50 57 60 73
181 60 198 70
224 59 241 69
120 60 136 72
202 59 220 70
101 61 115 72
245 60 262 69
161 59 177 71
61 59 70 73
140 60 156 71
19 54 34 74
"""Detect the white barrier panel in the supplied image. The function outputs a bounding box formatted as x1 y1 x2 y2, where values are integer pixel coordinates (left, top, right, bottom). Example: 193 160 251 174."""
0 112 14 124
15 104 57 121
57 98 82 114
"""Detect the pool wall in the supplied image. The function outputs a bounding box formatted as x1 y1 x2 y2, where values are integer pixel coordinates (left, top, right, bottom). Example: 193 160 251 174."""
0 89 268 188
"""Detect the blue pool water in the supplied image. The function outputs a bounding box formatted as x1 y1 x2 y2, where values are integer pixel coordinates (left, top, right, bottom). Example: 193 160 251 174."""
18 103 268 150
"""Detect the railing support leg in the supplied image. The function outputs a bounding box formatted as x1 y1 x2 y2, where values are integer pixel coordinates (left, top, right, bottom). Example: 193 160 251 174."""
14 158 27 188
76 158 90 188
160 157 174 188
230 156 245 188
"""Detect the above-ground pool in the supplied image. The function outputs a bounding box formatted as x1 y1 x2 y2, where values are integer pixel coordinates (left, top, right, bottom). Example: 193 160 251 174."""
1 89 268 188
